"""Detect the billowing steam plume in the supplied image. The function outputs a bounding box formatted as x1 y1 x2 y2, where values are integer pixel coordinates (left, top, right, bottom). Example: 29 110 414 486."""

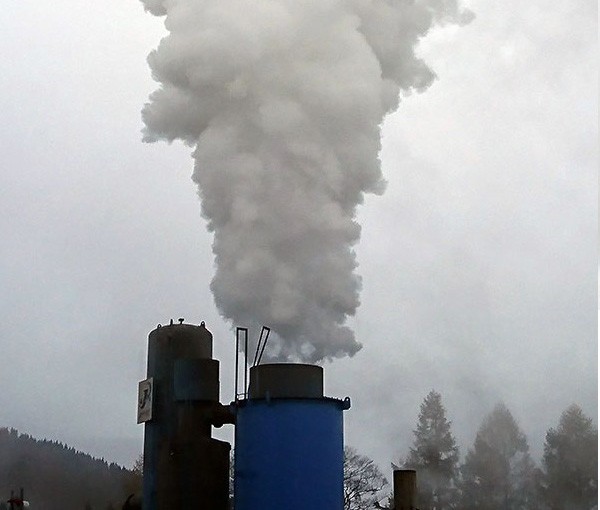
140 0 472 362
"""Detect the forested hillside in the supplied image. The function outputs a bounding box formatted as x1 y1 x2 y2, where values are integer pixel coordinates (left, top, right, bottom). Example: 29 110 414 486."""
0 427 139 510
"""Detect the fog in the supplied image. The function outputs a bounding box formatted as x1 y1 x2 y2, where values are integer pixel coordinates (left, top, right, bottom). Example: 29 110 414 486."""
0 0 596 473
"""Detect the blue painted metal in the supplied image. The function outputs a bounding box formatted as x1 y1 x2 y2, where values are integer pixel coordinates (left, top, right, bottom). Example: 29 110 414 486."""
234 397 348 510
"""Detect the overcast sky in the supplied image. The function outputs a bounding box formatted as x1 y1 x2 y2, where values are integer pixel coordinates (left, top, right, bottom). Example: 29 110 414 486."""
0 0 596 474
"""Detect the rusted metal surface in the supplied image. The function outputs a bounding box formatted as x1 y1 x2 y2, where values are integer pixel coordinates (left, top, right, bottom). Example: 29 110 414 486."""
142 321 230 510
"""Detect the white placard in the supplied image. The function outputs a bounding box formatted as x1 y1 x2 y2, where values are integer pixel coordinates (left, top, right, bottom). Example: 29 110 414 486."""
137 377 154 424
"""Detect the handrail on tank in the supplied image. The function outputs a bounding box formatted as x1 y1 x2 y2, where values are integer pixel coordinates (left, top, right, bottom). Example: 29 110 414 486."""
252 326 271 367
235 327 249 402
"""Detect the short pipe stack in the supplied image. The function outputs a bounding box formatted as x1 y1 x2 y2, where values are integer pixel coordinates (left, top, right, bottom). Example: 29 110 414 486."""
393 470 417 510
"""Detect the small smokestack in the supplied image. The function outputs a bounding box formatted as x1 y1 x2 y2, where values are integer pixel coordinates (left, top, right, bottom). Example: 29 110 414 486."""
393 470 417 510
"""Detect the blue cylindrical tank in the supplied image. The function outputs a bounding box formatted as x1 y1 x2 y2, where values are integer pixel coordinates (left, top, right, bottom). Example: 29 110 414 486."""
234 364 350 510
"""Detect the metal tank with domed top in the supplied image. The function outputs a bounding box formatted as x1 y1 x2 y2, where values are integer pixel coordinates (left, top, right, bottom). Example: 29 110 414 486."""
138 319 233 510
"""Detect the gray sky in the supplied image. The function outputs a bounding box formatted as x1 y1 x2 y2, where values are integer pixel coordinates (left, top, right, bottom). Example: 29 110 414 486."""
0 0 596 475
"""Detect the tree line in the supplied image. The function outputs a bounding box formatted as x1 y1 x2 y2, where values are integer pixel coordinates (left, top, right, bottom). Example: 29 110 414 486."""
0 427 137 510
2 393 595 510
344 391 597 510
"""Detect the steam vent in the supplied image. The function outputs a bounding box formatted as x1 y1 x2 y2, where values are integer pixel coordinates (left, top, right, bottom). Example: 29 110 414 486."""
234 363 351 509
137 321 351 510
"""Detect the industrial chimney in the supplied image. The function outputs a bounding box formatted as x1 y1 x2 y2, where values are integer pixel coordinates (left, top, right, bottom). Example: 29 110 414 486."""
138 323 352 510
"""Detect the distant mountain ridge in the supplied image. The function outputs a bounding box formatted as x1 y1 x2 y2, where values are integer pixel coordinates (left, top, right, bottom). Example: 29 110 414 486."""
0 427 138 510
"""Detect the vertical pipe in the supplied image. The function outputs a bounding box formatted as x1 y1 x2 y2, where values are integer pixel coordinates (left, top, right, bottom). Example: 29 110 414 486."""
234 329 240 401
393 470 417 510
243 332 248 398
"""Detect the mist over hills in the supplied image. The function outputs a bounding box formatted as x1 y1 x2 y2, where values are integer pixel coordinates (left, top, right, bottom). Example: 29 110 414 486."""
0 427 139 510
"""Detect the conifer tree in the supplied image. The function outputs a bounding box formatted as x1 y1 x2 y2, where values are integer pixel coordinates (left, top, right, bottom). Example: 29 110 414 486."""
404 390 459 509
541 404 597 510
459 403 539 510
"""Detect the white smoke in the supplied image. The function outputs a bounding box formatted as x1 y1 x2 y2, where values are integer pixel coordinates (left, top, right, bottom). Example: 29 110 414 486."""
140 0 472 362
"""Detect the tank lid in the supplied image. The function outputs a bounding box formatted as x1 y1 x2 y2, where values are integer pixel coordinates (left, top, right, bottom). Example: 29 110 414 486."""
148 322 213 360
248 363 323 399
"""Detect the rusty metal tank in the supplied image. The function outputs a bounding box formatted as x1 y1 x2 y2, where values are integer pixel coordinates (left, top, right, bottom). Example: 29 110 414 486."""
141 321 231 510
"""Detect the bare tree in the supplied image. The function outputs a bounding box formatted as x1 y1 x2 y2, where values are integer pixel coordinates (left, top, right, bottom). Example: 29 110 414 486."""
122 454 143 498
344 446 388 510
